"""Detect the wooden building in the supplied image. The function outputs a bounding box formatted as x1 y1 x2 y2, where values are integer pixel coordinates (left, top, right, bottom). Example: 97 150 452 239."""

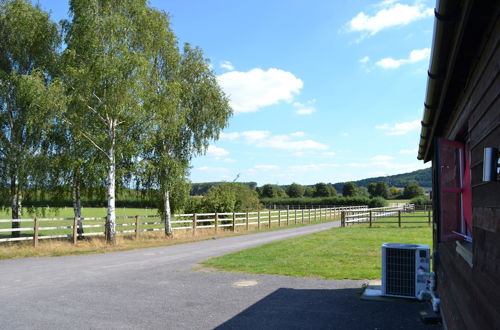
417 1 499 329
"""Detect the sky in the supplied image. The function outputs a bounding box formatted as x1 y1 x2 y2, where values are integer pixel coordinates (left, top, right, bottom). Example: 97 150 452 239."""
37 0 433 186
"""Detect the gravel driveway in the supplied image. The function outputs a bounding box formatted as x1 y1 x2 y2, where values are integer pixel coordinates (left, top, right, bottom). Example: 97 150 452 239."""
0 221 438 329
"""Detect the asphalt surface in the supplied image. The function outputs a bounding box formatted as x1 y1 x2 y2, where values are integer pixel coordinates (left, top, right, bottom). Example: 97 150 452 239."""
0 221 439 329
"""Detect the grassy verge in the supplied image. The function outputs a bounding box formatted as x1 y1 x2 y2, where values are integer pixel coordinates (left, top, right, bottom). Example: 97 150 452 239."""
0 217 338 260
201 224 432 280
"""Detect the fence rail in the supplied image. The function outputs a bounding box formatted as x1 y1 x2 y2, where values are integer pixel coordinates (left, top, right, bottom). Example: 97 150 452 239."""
0 205 367 246
340 204 432 228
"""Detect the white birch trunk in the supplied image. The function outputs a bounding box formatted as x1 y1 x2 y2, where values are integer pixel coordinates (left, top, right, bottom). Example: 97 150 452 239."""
106 122 116 244
163 189 172 237
72 174 83 237
11 176 21 238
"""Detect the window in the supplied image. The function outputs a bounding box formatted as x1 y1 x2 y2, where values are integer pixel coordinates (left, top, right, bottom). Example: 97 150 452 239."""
437 138 472 242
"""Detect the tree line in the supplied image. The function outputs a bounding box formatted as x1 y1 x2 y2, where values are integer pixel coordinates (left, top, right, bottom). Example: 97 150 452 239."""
0 0 232 242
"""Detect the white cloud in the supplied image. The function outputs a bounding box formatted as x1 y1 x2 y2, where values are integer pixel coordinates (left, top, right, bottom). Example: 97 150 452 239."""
293 100 316 115
217 68 303 113
206 145 229 157
376 120 420 135
292 152 305 157
291 131 306 138
222 130 329 151
400 148 418 154
341 132 350 137
196 166 228 172
288 163 339 171
220 132 241 140
223 158 236 163
370 155 394 162
220 61 234 71
323 152 337 157
346 1 433 37
254 165 280 171
359 56 370 63
376 48 430 69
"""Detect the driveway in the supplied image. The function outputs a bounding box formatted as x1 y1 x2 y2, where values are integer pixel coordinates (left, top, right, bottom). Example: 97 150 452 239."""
0 221 438 329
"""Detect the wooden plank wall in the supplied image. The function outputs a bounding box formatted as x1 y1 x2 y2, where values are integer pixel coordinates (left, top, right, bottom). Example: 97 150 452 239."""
438 16 500 330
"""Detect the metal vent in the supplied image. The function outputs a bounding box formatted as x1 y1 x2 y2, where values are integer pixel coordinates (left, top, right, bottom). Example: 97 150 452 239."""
385 248 416 297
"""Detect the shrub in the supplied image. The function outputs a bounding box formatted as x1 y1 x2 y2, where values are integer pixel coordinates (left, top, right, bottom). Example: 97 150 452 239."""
368 197 388 208
410 195 432 206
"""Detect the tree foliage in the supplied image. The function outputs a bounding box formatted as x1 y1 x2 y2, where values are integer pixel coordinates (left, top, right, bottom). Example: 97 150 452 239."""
342 182 359 197
0 0 63 236
403 182 425 199
286 183 304 198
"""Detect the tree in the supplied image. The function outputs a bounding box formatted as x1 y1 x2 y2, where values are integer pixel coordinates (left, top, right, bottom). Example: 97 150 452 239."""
0 0 62 237
314 182 333 197
304 187 315 197
375 181 389 199
342 182 359 197
201 183 260 213
367 183 377 197
63 0 164 243
135 9 231 237
389 186 402 199
260 184 277 198
286 183 304 198
201 183 237 213
403 182 424 199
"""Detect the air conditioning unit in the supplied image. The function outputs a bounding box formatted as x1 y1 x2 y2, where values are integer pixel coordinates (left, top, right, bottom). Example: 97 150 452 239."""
381 243 430 299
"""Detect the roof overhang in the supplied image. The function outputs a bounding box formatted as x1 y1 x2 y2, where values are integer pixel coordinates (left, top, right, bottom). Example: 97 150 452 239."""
417 0 499 162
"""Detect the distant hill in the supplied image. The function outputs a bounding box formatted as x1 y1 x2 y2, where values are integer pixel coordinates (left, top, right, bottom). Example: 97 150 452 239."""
331 168 431 192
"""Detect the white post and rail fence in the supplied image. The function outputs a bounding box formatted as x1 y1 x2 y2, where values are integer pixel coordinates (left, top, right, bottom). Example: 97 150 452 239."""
340 204 432 228
0 205 367 247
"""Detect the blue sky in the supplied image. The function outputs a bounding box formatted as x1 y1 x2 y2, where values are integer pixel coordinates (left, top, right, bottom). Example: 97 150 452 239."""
37 0 433 185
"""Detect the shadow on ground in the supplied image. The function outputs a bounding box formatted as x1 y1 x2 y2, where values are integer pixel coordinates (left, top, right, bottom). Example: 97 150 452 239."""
215 288 440 330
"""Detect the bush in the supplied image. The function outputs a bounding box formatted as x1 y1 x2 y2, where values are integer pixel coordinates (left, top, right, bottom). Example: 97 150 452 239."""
410 196 432 206
368 197 388 208
261 196 371 207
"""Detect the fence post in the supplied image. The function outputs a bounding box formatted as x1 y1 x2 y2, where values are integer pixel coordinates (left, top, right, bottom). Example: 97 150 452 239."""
314 208 317 222
295 209 297 224
269 210 272 228
232 212 236 232
341 212 345 227
193 213 197 236
33 218 39 247
73 217 78 244
278 210 281 227
302 209 304 223
286 208 289 226
135 216 140 239
215 213 218 234
428 210 431 226
257 211 260 229
246 212 249 231
398 210 401 228
369 211 372 228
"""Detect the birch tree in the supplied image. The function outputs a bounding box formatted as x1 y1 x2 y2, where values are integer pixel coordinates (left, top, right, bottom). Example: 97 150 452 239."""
0 0 62 236
142 39 232 236
63 0 156 243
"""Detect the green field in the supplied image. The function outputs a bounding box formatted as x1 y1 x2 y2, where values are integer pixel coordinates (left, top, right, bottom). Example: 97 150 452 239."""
0 207 161 240
0 207 159 219
202 221 432 280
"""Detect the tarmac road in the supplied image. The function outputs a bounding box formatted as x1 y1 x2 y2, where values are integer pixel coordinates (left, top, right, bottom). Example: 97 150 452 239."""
0 221 437 329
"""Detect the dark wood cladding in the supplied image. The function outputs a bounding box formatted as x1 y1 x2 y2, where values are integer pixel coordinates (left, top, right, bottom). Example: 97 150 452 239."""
437 12 500 330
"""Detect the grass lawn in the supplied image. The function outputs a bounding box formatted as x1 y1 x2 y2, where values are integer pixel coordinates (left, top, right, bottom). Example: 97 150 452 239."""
202 222 432 280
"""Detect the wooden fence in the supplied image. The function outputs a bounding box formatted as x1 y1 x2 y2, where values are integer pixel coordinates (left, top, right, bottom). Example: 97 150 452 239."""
0 205 367 246
340 204 432 227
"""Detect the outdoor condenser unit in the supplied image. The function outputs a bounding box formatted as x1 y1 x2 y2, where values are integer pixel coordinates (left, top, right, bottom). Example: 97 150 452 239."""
381 243 430 299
